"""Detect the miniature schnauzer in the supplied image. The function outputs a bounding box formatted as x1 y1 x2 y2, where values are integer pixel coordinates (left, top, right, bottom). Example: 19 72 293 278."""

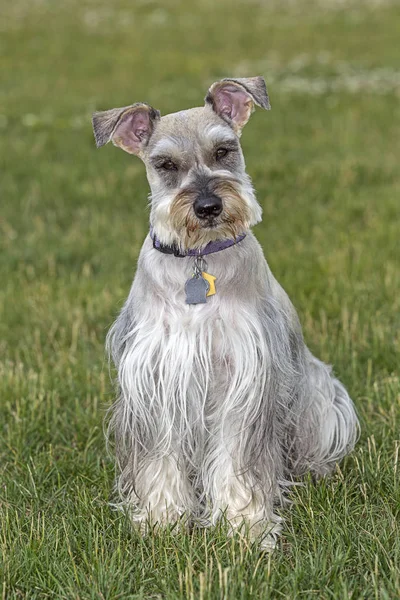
92 77 359 549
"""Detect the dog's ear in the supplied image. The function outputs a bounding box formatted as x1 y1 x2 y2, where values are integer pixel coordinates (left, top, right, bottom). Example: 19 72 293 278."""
205 77 270 133
92 103 160 155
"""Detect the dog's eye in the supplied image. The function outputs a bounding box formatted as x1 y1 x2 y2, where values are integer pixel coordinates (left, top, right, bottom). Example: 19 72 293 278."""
158 159 178 171
215 148 229 160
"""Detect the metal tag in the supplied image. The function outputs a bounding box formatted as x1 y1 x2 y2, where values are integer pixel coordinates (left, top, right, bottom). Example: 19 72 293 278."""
202 271 216 296
185 276 210 305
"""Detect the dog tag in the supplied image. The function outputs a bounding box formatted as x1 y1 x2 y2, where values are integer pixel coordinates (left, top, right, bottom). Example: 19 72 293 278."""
185 276 209 305
202 272 216 297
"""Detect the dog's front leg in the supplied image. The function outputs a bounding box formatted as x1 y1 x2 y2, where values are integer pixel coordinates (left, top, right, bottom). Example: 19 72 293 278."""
203 433 282 550
114 446 196 529
108 297 198 529
127 454 195 527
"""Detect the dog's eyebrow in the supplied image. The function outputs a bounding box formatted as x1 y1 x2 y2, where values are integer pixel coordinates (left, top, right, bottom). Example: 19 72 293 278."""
204 124 238 145
149 138 181 159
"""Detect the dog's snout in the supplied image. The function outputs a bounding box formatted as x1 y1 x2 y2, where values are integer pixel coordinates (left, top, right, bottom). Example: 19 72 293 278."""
194 194 223 219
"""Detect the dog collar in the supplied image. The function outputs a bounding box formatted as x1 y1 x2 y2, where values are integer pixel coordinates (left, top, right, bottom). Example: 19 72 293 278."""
150 227 246 258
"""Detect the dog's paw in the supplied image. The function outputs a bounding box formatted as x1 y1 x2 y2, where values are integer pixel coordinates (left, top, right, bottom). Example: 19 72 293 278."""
127 503 188 533
249 519 282 552
217 510 283 552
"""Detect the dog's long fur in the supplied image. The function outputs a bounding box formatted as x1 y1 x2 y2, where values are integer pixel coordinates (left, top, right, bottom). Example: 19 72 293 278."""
94 77 359 549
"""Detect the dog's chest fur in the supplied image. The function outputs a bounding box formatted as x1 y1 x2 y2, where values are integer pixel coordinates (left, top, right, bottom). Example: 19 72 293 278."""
116 233 284 443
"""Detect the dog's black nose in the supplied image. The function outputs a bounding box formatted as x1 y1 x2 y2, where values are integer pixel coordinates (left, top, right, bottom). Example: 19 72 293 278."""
194 194 223 219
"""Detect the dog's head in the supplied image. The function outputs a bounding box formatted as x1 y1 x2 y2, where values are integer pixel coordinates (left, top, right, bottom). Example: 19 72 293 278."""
92 77 270 250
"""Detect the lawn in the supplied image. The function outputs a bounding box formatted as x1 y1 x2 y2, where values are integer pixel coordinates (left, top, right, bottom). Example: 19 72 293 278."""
1 0 399 598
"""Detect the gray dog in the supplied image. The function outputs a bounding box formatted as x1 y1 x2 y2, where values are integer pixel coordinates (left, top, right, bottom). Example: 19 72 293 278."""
92 77 359 549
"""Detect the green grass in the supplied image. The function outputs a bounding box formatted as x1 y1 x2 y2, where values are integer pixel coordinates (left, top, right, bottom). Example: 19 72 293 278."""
1 0 400 597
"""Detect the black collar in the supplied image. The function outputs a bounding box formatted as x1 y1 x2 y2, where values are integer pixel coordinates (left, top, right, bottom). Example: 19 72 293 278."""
150 228 246 258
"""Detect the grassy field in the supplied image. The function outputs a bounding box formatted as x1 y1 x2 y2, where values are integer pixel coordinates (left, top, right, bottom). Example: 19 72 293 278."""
1 0 400 597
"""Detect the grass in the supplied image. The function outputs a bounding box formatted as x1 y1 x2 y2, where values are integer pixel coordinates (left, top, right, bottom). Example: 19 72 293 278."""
1 0 399 597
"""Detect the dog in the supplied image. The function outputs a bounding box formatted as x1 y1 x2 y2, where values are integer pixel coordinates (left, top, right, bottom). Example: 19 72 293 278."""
92 77 359 549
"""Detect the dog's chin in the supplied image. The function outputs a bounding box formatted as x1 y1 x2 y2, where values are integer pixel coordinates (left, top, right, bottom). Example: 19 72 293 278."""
200 218 219 230
174 216 248 251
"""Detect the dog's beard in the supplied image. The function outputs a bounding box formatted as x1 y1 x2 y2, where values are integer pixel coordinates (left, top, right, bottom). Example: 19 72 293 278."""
168 179 254 250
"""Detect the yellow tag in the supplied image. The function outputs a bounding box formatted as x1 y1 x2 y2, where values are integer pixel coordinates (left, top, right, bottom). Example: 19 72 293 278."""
202 272 216 297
